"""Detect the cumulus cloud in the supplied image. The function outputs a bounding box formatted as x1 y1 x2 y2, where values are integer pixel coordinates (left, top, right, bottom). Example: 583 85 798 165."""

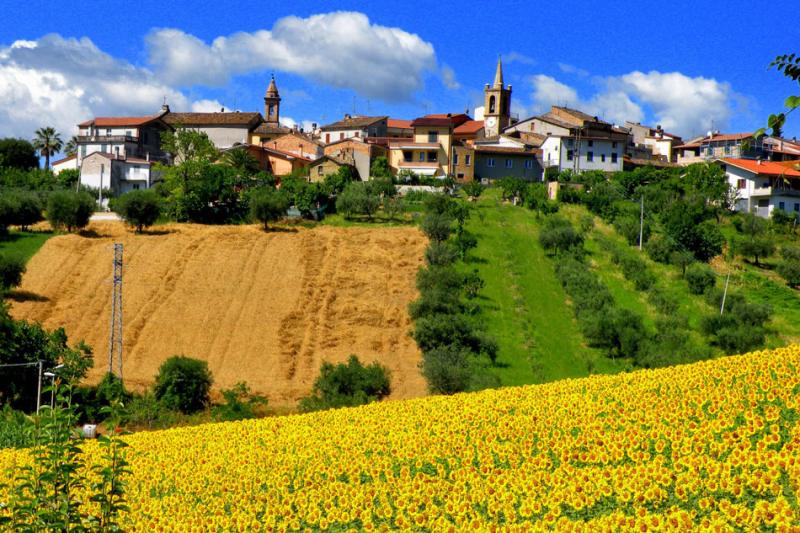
280 116 316 132
440 64 460 90
524 70 735 136
0 34 222 138
146 12 437 101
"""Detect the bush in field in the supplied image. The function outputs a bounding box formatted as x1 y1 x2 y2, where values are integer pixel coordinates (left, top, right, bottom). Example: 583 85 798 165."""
462 181 484 201
685 263 716 294
424 241 458 267
777 246 800 287
212 382 268 421
250 187 289 230
153 356 213 414
771 208 797 228
613 215 650 247
115 189 162 232
421 212 453 243
0 191 43 230
336 182 380 220
670 250 696 277
539 215 583 255
645 235 677 264
408 288 463 319
0 254 25 290
421 346 472 395
299 355 390 412
416 265 464 293
47 190 94 232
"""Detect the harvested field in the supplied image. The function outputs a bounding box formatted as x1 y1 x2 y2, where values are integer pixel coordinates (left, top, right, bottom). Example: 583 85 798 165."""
9 222 428 404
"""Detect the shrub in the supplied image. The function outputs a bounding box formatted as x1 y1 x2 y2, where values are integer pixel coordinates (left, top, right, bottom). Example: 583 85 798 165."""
153 356 213 414
114 189 161 232
463 269 485 300
212 382 267 421
299 355 390 412
46 190 94 232
645 235 677 264
412 313 496 361
614 215 650 246
453 230 478 260
538 215 583 255
777 246 800 286
462 181 484 200
408 288 463 319
648 288 679 315
2 191 43 230
336 182 380 219
420 346 472 395
0 404 33 449
670 250 696 277
383 196 404 220
250 187 289 230
609 246 655 291
771 208 797 228
421 212 453 243
685 264 716 294
0 253 25 290
736 236 776 265
424 241 458 267
416 265 464 293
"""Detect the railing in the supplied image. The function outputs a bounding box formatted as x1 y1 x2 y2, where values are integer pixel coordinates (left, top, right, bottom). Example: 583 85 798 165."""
76 135 138 143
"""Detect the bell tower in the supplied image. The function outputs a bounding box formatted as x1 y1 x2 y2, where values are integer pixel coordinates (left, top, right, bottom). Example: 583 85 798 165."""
483 59 512 137
264 74 281 125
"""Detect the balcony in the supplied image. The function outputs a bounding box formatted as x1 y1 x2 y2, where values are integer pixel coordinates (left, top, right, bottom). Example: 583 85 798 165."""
751 185 800 198
76 134 138 143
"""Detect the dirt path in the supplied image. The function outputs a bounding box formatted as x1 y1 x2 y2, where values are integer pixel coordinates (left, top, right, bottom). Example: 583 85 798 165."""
9 222 427 405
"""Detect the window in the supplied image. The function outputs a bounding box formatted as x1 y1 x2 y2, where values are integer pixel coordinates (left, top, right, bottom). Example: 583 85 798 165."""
795 203 800 212
325 133 331 143
525 160 533 169
419 152 426 162
601 154 606 162
457 173 464 179
428 131 438 142
567 150 574 161
724 145 731 155
427 151 438 162
465 154 471 166
587 151 594 162
106 128 112 136
612 141 618 148
505 159 513 168
489 95 496 113
133 184 140 190
611 153 618 164
355 131 360 137
268 104 275 116
403 151 413 163
317 166 324 175
114 146 120 157
125 130 132 137
80 145 86 157
452 152 459 166
487 158 495 168
779 201 785 210
339 133 345 140
101 144 107 153
737 178 746 189
588 140 593 147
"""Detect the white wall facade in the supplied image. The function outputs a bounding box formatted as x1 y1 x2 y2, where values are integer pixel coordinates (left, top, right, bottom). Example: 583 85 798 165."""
189 126 250 149
80 154 154 200
724 164 800 218
542 136 623 172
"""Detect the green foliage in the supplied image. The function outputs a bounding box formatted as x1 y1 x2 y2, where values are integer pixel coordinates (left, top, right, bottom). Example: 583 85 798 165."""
661 199 724 261
153 356 212 414
420 211 453 242
771 208 797 228
420 346 472 395
0 404 33 449
114 189 161 233
463 269 485 299
366 177 397 199
383 196 404 220
685 263 717 294
497 176 527 201
613 214 649 247
46 191 95 232
335 181 380 219
249 187 289 230
607 244 656 291
212 382 267 422
453 230 478 260
462 181 485 200
0 138 39 170
222 146 259 177
369 156 392 179
72 372 129 425
776 246 800 287
525 182 559 216
323 165 356 196
32 127 63 169
701 294 772 354
0 191 43 231
670 250 696 277
0 253 25 290
645 235 677 264
538 215 584 255
299 355 390 412
424 241 459 267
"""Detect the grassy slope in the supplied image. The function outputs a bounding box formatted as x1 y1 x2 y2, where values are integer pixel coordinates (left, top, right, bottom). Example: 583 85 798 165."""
465 191 622 386
0 230 52 263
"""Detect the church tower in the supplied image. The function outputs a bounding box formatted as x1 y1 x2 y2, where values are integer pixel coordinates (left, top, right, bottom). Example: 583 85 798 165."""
483 59 512 137
264 74 281 125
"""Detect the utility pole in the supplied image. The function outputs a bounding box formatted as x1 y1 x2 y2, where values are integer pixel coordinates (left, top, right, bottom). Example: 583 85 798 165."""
720 271 731 315
638 195 644 251
36 360 43 412
108 243 124 380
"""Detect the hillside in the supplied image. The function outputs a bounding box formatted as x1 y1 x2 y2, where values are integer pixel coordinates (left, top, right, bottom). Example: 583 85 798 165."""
8 222 427 404
2 346 798 529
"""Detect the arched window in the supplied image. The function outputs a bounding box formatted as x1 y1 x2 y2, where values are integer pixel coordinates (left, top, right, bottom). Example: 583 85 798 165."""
489 95 496 114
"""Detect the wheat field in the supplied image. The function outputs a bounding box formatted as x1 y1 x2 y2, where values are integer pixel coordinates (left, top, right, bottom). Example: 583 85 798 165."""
9 222 427 404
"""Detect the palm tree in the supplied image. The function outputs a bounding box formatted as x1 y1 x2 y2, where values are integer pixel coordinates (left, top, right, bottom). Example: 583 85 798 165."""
32 127 63 169
223 146 259 177
63 135 78 157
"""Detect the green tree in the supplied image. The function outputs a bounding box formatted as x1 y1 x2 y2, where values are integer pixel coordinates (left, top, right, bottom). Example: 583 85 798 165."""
462 181 484 201
735 213 775 265
63 136 78 157
212 382 267 421
250 187 289 230
424 241 458 267
777 246 800 287
46 191 95 232
323 165 356 196
32 127 63 169
538 215 584 255
0 138 39 170
153 356 213 414
299 355 391 412
685 263 716 294
420 346 472 395
369 156 392 179
0 254 25 291
114 189 162 233
156 128 219 221
421 212 453 242
222 146 259 178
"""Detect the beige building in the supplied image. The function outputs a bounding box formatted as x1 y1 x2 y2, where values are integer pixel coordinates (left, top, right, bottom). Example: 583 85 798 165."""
323 137 386 180
387 114 469 177
319 115 388 144
308 154 357 183
263 132 323 160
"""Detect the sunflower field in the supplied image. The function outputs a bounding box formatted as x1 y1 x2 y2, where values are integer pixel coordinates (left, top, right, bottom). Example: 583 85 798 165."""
2 346 800 531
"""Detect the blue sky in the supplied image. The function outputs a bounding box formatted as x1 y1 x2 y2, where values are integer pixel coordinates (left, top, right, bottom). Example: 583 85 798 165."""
1 0 798 141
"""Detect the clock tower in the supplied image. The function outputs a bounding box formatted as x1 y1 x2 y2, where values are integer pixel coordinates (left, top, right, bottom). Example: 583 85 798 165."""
483 59 512 138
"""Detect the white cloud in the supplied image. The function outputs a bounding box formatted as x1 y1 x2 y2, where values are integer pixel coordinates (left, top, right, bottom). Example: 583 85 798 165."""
0 34 221 139
504 52 535 66
440 64 460 90
280 116 316 132
524 70 735 136
146 12 438 101
558 63 589 78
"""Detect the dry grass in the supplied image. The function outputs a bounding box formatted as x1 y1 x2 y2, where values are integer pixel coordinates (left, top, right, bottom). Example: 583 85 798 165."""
9 222 427 405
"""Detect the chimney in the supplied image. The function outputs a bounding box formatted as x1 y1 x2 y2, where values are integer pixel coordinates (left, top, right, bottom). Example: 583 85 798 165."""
344 113 351 120
161 103 170 113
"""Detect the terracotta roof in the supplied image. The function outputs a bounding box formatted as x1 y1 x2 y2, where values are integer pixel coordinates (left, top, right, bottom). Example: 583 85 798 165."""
518 132 547 147
454 120 485 135
474 145 540 155
721 158 800 177
253 122 292 135
78 115 161 127
83 152 153 165
551 106 600 124
387 118 413 129
52 154 77 165
411 113 471 128
388 141 440 149
311 154 355 167
271 131 323 146
163 112 263 127
704 133 753 143
622 156 680 168
320 115 388 130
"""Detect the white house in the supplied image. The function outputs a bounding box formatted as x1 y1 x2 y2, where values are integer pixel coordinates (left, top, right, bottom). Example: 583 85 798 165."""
163 111 263 149
80 152 161 206
319 115 388 145
719 158 800 218
76 109 172 166
51 154 78 174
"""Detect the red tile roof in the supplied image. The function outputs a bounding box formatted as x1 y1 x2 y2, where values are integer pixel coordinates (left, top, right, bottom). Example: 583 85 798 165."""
78 116 160 127
411 113 471 128
722 158 800 177
51 154 77 165
454 120 484 135
387 118 413 129
164 112 262 127
705 133 753 143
